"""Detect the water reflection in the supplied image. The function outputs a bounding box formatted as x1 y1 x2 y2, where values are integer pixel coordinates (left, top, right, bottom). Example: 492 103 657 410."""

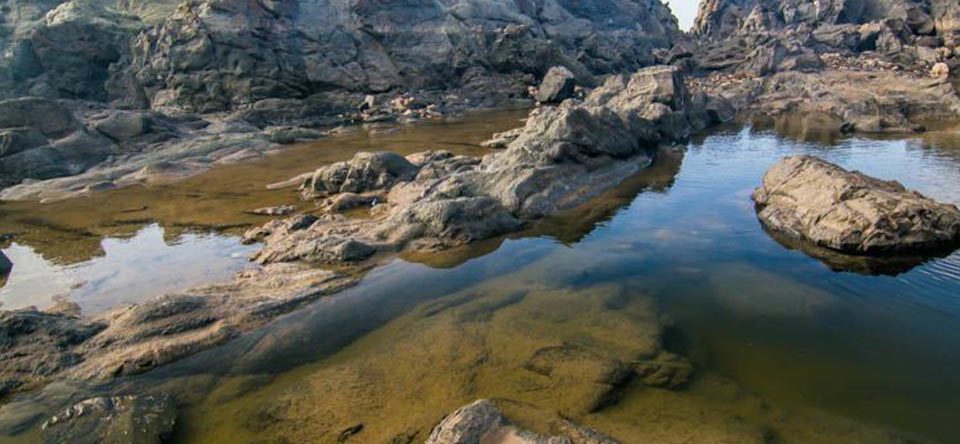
1 118 960 443
0 224 257 315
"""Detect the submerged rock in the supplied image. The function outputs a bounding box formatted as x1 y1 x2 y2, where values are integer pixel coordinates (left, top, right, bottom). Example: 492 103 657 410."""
753 155 960 255
426 399 617 444
41 393 176 444
535 67 577 104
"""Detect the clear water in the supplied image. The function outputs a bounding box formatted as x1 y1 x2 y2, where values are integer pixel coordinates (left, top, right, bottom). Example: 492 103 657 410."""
1 116 960 443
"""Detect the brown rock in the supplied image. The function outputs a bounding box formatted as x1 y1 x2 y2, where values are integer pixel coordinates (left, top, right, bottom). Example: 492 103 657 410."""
753 155 960 255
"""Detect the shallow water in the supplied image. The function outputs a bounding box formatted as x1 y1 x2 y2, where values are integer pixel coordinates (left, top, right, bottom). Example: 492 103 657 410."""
2 114 960 443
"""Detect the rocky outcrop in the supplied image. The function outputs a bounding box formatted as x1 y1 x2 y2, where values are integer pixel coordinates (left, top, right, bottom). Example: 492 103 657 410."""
683 0 960 133
252 66 731 265
753 155 960 255
107 0 679 113
41 393 177 444
695 68 960 133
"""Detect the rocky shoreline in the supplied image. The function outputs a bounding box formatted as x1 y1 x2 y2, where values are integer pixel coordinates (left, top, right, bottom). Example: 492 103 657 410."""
2 0 960 442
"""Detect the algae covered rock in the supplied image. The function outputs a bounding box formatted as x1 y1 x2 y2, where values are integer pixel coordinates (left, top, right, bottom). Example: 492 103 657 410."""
753 155 960 255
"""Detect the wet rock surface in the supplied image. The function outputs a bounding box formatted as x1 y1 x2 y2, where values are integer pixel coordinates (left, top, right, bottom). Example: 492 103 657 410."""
41 393 176 444
754 155 960 255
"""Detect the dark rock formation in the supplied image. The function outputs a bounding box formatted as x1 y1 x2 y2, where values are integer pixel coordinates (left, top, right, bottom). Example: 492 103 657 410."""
41 393 177 444
754 155 960 255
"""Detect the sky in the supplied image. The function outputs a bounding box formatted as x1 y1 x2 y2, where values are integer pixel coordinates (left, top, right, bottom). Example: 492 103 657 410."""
665 0 699 30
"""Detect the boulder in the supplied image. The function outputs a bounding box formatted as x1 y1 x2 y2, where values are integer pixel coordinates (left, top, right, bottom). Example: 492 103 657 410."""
535 66 577 104
41 394 177 444
753 155 960 255
94 111 152 142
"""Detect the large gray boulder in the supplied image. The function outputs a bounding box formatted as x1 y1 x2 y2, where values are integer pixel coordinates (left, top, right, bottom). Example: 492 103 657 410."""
753 155 960 255
41 394 177 444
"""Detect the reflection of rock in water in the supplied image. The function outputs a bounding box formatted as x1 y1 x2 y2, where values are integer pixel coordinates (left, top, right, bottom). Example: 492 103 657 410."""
537 148 684 246
0 251 10 287
761 225 936 276
398 148 685 270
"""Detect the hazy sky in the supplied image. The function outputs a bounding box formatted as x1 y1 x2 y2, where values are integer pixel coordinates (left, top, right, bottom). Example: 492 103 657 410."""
665 0 699 30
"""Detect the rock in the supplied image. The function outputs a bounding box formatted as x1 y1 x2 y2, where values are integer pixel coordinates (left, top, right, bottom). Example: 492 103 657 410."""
93 111 152 142
0 127 48 158
41 393 176 444
267 127 325 145
634 352 695 389
932 62 950 77
479 127 523 149
0 251 10 277
0 308 107 398
0 98 79 139
535 67 577 104
426 399 616 444
247 205 296 217
753 155 960 255
102 0 679 114
302 152 419 196
253 66 727 266
426 400 508 444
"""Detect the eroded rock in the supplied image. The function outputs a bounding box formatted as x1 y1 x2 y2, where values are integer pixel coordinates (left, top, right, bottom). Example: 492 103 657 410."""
753 155 960 255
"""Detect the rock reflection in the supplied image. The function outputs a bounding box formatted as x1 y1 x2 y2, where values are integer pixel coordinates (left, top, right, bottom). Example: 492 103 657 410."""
760 225 947 276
